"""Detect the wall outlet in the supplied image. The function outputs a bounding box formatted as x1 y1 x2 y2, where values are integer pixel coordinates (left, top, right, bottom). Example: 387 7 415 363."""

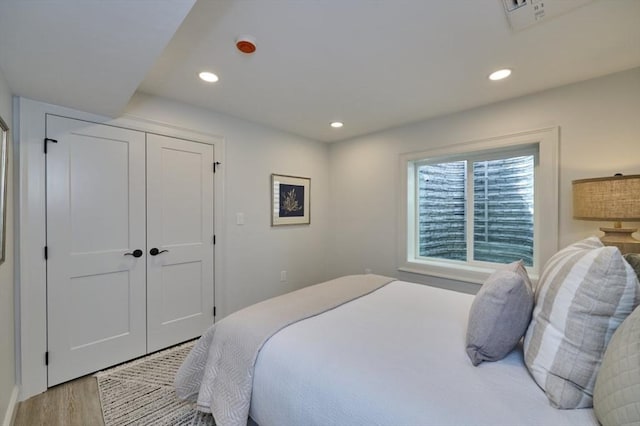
280 270 287 282
364 268 372 274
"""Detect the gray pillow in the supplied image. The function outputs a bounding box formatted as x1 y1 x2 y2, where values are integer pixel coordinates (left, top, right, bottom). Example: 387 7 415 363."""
625 253 640 281
466 262 534 366
593 305 640 426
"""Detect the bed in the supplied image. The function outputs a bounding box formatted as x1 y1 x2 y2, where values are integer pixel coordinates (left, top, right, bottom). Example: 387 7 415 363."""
249 280 597 426
175 274 599 426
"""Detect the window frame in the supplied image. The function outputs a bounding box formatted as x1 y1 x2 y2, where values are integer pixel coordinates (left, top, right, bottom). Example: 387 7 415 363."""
398 127 559 285
414 147 537 266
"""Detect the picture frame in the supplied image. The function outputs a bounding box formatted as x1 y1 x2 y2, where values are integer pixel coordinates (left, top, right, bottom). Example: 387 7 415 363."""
271 174 310 226
0 115 8 265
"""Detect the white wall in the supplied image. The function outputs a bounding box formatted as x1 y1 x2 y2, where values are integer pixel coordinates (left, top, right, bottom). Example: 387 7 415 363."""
0 67 16 424
328 67 640 293
125 94 331 317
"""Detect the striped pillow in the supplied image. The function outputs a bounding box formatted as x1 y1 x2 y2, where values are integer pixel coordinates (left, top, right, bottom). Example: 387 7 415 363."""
523 237 640 408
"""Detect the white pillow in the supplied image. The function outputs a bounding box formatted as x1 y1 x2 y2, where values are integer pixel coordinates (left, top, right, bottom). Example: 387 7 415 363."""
523 237 640 408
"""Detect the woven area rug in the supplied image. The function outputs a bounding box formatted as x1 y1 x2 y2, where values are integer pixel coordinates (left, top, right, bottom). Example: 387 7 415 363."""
96 341 215 426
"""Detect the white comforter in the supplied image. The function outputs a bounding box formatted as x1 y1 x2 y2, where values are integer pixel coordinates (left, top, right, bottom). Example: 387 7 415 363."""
250 281 598 426
175 274 394 426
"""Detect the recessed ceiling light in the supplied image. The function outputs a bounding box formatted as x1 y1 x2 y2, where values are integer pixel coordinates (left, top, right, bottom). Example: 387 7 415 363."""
198 71 219 83
330 121 344 128
489 69 512 81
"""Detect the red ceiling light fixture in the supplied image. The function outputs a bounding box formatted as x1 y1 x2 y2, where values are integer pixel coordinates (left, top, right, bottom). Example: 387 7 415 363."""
236 35 256 54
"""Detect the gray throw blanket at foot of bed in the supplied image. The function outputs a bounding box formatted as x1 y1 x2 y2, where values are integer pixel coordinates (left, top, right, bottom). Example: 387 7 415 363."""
174 274 394 426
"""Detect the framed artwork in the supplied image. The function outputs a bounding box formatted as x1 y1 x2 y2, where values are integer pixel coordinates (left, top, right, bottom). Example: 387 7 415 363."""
0 115 8 265
271 174 310 226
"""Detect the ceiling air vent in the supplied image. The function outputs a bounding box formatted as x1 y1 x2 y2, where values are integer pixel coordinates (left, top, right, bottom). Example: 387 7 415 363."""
502 0 594 32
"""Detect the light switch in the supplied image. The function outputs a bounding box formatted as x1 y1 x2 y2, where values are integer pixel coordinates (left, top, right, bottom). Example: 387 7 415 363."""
236 212 245 225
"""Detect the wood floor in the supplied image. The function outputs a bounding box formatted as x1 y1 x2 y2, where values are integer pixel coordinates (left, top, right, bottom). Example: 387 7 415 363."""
14 376 104 426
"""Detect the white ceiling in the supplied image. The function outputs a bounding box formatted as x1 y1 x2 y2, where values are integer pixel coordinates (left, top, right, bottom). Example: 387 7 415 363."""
1 0 639 142
0 0 196 117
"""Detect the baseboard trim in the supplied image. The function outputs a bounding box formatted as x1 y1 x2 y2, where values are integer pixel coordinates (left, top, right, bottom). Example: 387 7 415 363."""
2 385 19 426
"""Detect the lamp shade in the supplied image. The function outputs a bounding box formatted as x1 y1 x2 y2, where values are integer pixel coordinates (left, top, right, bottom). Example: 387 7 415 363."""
572 174 640 221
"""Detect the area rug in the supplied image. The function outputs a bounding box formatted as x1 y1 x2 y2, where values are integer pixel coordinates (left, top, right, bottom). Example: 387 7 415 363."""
95 341 215 426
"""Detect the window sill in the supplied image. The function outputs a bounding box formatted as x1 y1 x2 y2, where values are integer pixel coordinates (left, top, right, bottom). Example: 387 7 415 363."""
399 259 539 286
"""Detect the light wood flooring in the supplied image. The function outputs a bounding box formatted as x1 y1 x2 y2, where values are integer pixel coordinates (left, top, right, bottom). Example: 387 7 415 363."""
14 376 104 426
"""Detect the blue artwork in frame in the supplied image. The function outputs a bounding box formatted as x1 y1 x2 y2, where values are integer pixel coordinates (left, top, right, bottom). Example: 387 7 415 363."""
279 183 305 217
271 174 310 226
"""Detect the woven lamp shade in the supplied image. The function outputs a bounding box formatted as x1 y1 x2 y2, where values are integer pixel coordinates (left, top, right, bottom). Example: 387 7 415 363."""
572 174 640 254
573 175 640 221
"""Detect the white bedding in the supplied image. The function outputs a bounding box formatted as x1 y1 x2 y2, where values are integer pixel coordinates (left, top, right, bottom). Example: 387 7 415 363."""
174 274 393 426
250 281 598 426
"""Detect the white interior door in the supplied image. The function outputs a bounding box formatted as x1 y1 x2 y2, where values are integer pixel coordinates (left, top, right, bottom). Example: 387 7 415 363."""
146 133 215 352
46 116 147 386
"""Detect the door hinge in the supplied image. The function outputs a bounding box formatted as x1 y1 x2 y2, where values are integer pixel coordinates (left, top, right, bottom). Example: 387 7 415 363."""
44 138 57 154
213 161 221 173
45 351 49 366
213 235 216 245
213 306 217 317
44 246 48 260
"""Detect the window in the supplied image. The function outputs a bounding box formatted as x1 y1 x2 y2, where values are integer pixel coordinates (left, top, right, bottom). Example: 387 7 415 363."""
399 128 558 284
417 152 535 265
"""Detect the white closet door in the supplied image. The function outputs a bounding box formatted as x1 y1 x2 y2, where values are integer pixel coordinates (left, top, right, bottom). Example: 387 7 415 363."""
46 116 147 386
146 133 215 352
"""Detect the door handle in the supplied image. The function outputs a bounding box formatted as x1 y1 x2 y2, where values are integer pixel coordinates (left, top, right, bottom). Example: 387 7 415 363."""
124 249 143 258
149 248 169 256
